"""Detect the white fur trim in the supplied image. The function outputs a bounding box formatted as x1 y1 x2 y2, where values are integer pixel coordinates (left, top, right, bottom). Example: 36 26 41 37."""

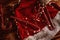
24 36 36 40
24 11 60 40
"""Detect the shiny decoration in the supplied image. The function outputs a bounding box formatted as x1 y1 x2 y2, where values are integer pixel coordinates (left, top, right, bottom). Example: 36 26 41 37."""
15 0 60 40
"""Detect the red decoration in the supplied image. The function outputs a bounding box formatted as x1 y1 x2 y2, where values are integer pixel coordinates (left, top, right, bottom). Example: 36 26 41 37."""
15 0 59 40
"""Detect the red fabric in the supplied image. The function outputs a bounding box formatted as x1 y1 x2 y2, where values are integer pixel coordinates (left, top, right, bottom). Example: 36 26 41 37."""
47 5 58 19
15 0 58 40
0 5 1 14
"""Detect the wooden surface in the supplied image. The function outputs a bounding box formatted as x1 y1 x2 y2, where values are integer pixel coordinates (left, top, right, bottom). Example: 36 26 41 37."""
51 0 60 6
52 31 60 40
